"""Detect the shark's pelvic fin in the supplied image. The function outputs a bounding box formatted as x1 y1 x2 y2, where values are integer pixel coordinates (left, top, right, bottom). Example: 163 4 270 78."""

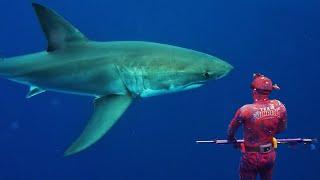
32 3 88 52
64 94 132 156
26 86 46 98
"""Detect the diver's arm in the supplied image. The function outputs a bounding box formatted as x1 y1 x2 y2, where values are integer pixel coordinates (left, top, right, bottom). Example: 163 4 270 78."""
227 109 243 140
277 103 287 134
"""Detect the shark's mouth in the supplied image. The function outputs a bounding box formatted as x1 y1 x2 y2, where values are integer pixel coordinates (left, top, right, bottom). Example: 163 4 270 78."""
139 81 205 98
182 81 205 90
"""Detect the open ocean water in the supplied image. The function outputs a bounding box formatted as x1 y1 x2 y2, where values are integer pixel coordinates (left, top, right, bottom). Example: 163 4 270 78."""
0 0 319 179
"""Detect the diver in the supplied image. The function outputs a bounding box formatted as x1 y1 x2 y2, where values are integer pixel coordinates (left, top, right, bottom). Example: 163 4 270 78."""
227 73 287 180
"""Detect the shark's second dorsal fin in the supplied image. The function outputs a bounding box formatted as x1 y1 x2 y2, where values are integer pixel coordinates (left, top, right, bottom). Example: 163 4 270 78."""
32 3 88 52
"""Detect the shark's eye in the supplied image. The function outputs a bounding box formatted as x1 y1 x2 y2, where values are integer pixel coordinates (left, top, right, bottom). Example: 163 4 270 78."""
204 72 210 79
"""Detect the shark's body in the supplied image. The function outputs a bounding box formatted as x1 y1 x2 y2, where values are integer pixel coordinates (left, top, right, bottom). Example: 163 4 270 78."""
3 41 225 98
0 4 233 156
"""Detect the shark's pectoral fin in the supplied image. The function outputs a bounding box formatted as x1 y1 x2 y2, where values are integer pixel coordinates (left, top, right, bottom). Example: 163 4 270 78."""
26 86 46 98
32 3 88 52
64 94 132 156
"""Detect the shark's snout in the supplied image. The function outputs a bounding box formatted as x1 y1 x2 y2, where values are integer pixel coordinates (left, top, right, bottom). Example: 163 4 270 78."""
217 61 233 79
206 59 233 80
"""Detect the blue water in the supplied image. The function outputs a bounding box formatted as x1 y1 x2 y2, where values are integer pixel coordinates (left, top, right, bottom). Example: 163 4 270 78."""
0 0 319 179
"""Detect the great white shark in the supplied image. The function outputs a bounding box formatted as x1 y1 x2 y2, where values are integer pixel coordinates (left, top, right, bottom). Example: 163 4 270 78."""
0 3 233 156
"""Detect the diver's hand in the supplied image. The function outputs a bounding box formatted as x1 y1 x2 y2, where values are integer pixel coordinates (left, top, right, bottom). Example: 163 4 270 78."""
227 136 239 149
227 135 236 143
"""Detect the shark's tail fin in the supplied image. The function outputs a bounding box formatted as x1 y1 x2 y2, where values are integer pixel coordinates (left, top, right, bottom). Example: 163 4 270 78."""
0 55 8 76
0 58 18 77
0 50 13 77
0 51 5 61
0 61 10 77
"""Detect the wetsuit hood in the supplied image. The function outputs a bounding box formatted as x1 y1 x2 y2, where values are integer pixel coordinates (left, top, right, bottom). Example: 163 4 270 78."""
251 73 280 102
251 73 280 92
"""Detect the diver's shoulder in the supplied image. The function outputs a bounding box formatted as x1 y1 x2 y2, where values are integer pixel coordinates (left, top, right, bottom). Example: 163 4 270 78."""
237 104 255 118
239 104 254 111
270 99 284 105
270 99 286 108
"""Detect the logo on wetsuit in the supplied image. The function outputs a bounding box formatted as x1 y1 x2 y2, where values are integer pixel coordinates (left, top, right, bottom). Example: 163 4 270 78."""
253 104 280 120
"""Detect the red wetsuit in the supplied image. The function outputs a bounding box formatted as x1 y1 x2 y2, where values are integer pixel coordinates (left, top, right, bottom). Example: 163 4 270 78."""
228 93 287 180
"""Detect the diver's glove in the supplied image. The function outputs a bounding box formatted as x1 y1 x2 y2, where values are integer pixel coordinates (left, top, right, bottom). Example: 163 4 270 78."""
227 135 239 149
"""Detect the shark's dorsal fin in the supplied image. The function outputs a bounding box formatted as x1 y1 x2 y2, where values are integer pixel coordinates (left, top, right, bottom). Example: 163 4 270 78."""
32 3 88 52
26 86 46 98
